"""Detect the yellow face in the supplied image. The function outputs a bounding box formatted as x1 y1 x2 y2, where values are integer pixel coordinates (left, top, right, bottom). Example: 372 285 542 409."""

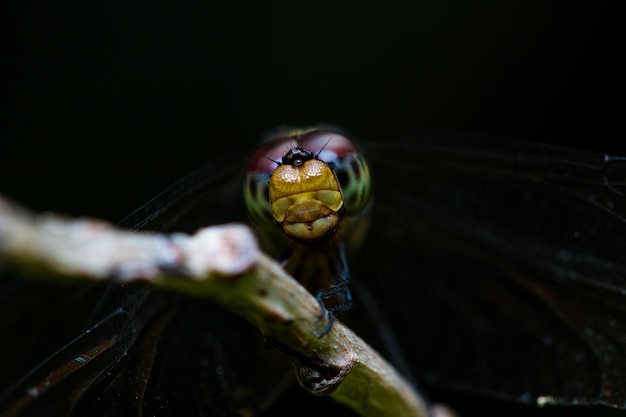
269 155 344 244
244 128 371 247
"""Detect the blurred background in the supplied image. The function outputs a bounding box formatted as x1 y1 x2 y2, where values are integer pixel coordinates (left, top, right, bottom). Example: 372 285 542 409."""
2 1 619 222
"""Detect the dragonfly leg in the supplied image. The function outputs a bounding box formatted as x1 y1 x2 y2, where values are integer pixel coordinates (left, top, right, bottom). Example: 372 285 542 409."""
313 309 335 337
312 244 352 337
312 280 352 337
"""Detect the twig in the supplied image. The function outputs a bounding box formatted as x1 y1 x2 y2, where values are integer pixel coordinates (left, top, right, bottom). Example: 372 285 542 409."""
0 194 452 417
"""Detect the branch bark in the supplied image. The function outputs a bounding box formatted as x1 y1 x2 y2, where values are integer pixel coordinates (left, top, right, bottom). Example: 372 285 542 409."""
0 194 453 417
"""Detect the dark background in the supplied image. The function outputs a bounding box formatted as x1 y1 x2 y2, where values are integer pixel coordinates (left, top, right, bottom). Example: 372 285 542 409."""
2 1 619 222
2 2 622 416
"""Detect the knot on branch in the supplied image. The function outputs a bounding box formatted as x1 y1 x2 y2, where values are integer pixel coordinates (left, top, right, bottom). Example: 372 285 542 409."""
297 357 354 394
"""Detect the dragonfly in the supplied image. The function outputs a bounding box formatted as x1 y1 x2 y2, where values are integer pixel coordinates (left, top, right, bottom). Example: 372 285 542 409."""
243 127 372 335
1 127 626 417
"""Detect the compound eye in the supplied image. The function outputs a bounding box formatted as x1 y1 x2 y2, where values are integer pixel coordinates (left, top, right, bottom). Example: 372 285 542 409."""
244 136 296 230
330 152 371 216
244 171 274 230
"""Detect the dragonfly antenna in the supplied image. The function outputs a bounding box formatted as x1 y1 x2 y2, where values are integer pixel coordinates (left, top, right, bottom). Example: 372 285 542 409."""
263 155 281 166
316 136 334 158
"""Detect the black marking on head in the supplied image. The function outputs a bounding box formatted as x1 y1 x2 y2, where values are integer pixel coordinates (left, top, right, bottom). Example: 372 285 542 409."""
282 147 315 167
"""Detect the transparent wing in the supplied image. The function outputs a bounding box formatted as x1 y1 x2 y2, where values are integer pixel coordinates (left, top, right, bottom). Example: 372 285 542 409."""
351 130 626 411
118 148 250 233
0 279 173 417
0 145 293 417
